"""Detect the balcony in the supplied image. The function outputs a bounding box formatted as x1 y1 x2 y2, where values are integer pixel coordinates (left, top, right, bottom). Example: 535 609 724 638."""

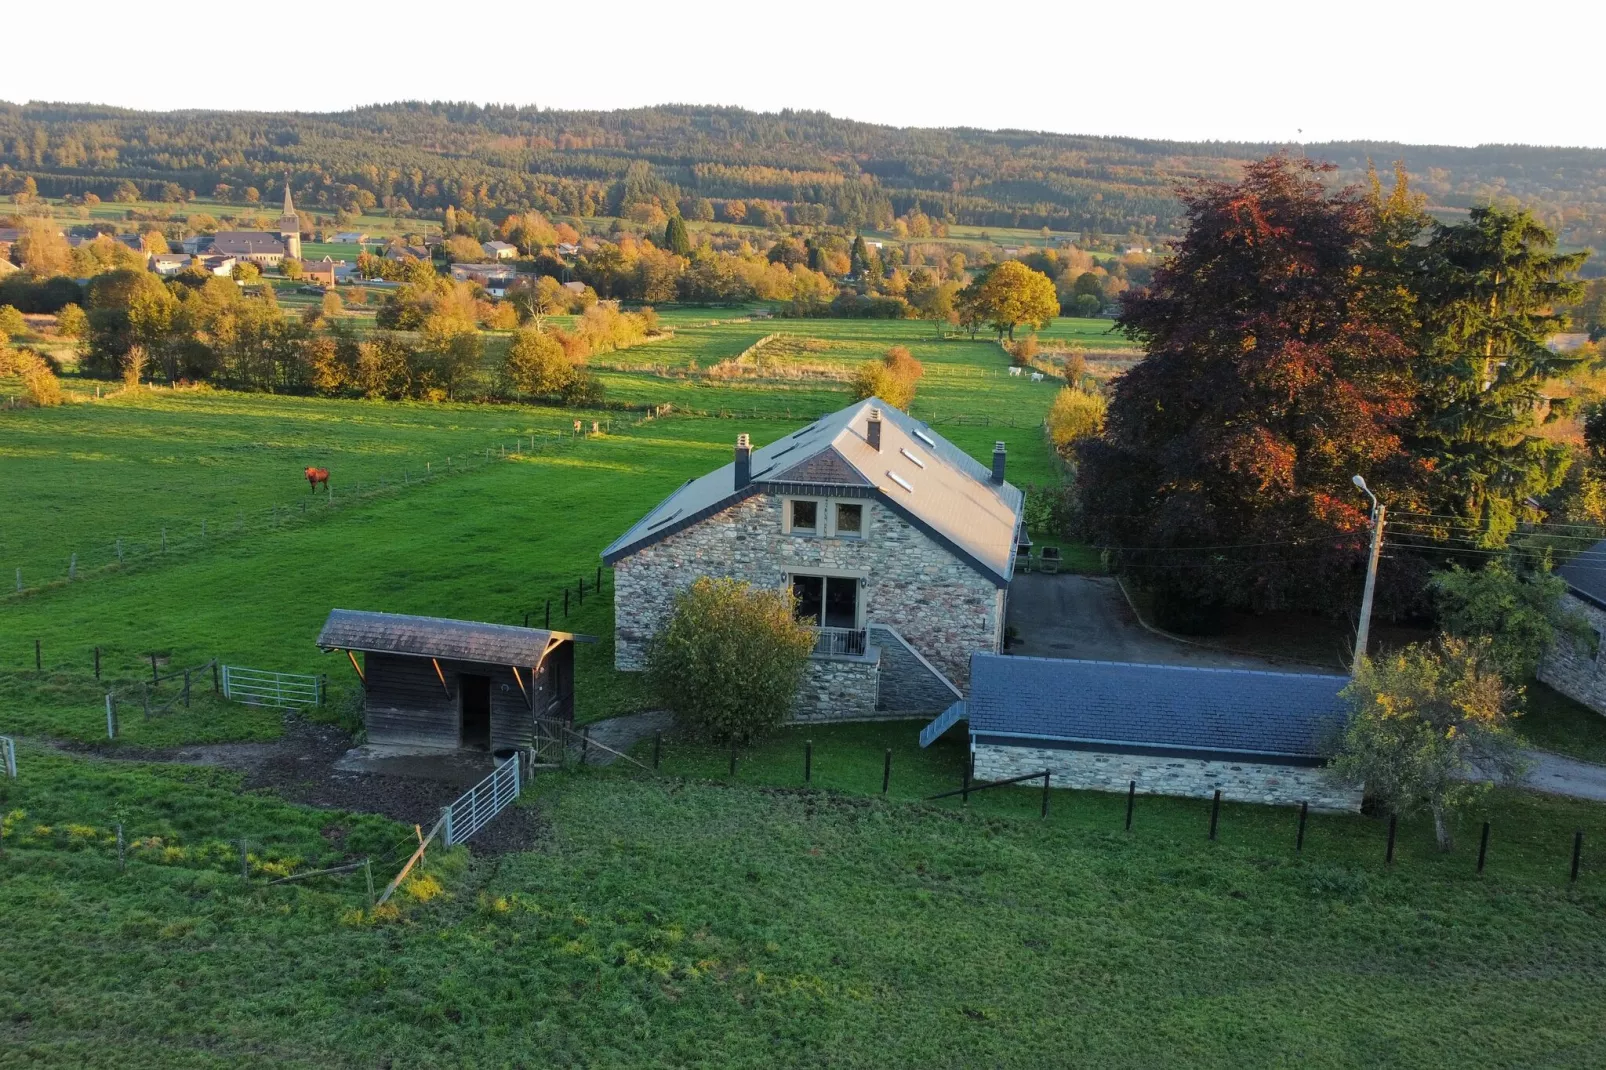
810 626 868 658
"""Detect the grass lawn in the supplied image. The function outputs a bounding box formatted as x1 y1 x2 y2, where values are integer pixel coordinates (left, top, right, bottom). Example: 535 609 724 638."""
2 734 1604 1067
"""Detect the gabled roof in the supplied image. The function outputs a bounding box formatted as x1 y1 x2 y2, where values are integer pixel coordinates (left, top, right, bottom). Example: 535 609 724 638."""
316 609 594 666
601 398 1025 585
964 653 1350 760
1558 540 1606 609
211 231 288 256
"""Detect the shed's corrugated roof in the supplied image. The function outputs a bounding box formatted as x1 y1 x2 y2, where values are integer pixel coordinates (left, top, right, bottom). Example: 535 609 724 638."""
316 609 593 665
966 653 1350 759
601 398 1025 584
1558 540 1606 607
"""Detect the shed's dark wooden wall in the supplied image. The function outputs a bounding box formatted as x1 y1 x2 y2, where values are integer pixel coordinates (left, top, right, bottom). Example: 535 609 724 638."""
362 647 572 750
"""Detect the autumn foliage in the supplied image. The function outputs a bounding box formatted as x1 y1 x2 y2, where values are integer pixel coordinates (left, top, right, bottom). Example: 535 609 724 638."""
1079 156 1421 624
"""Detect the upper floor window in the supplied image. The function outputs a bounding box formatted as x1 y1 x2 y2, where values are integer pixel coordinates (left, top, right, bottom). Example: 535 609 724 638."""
790 499 819 534
835 503 864 537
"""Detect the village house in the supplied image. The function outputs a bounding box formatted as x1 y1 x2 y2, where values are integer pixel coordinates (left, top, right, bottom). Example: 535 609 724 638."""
297 258 340 287
450 262 518 296
332 231 369 244
149 252 193 276
1538 540 1606 715
603 400 1026 720
482 240 518 260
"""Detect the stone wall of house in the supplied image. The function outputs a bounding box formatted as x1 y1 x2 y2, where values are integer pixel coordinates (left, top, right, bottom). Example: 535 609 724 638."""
1538 593 1606 715
973 742 1362 813
791 653 882 723
612 493 1002 686
869 624 962 716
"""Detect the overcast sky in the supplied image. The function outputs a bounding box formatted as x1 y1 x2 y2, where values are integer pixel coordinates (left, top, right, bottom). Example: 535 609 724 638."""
5 0 1604 148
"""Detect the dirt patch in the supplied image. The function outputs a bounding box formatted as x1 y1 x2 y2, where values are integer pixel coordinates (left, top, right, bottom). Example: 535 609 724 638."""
58 716 542 855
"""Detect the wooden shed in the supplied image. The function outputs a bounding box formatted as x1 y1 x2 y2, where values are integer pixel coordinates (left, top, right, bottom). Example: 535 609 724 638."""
316 609 594 753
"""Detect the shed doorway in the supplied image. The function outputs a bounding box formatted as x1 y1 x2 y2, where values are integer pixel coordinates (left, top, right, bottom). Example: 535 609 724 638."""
460 673 491 750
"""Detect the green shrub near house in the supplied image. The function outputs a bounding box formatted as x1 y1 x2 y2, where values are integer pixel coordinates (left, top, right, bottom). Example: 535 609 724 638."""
646 576 816 743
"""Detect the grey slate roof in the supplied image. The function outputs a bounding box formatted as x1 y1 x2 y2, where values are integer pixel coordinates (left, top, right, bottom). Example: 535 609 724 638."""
1557 539 1606 608
600 398 1026 585
211 231 288 257
965 653 1350 759
316 609 594 666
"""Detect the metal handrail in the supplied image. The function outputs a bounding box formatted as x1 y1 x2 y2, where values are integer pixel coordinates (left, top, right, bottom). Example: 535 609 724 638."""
811 626 867 657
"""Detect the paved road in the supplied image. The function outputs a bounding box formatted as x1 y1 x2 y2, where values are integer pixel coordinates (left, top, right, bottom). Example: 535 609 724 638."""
1006 574 1333 673
1515 750 1606 802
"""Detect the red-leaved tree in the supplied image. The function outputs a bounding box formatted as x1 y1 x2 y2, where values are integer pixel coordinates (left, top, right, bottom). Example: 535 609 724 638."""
1079 155 1426 629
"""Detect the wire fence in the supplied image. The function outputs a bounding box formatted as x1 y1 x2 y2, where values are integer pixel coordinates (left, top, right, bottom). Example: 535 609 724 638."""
4 426 608 598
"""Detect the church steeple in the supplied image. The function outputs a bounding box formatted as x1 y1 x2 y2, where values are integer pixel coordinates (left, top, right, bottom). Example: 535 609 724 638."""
277 174 301 260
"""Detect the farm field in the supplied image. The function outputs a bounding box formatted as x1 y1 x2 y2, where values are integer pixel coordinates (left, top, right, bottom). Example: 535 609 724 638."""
7 314 1606 1067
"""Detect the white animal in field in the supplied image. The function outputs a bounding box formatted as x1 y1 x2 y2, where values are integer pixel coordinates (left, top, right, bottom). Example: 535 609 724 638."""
1007 366 1022 377
1030 372 1044 382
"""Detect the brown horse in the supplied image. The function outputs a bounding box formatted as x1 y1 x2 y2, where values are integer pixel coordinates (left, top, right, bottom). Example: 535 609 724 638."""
304 466 329 492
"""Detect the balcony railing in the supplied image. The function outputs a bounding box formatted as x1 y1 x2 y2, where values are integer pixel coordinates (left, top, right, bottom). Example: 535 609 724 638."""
810 626 868 658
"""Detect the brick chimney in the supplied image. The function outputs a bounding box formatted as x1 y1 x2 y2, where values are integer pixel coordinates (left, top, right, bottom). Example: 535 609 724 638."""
867 408 882 452
991 441 1006 485
734 433 752 489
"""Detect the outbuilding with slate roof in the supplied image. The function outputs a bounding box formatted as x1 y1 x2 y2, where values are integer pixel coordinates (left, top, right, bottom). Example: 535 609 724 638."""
924 653 1361 811
603 398 1029 722
317 609 593 754
1537 540 1606 716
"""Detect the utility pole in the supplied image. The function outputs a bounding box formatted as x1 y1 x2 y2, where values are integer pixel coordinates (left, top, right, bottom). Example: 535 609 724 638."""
1351 475 1385 676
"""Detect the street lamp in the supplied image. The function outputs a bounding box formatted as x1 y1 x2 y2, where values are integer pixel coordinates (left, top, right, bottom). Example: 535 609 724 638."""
1351 475 1386 676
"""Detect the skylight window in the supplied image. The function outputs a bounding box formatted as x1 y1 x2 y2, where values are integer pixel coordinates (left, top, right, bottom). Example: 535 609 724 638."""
912 429 936 448
887 471 913 492
899 447 926 469
647 508 683 530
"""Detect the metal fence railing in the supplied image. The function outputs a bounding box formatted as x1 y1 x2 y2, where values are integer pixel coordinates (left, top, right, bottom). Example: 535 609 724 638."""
1 735 15 778
811 626 868 658
442 754 521 847
221 665 322 710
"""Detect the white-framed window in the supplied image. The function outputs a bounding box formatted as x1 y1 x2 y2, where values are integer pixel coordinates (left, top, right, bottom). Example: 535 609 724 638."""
833 502 865 539
783 497 821 535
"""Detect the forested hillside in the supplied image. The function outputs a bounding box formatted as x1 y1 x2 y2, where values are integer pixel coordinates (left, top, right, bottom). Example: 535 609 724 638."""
2 102 1605 251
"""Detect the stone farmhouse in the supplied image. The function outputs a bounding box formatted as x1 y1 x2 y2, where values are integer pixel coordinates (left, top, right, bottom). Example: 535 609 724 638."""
603 399 1026 721
1539 539 1606 714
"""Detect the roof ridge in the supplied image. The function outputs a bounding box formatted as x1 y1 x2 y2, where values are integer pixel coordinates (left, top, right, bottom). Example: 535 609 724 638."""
978 652 1347 681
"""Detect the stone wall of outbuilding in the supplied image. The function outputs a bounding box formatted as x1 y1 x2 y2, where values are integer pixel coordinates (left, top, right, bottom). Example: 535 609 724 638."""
973 741 1362 813
1538 593 1606 716
791 653 883 723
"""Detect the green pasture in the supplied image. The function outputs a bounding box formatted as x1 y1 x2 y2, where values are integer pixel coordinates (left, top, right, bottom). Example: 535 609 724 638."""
1 735 1604 1067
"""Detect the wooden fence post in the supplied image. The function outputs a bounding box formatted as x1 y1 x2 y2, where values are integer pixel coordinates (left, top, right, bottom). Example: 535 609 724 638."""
961 752 972 805
882 749 892 795
183 669 191 708
1385 814 1398 865
35 639 41 671
1297 801 1308 853
364 860 375 906
579 725 590 766
1572 830 1584 882
1126 780 1136 831
804 740 812 784
1477 821 1490 874
1040 771 1050 819
1208 790 1221 841
212 661 221 694
94 646 100 680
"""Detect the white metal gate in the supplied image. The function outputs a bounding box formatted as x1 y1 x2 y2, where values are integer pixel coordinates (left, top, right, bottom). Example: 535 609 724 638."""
1 735 15 778
442 754 521 846
221 665 322 709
